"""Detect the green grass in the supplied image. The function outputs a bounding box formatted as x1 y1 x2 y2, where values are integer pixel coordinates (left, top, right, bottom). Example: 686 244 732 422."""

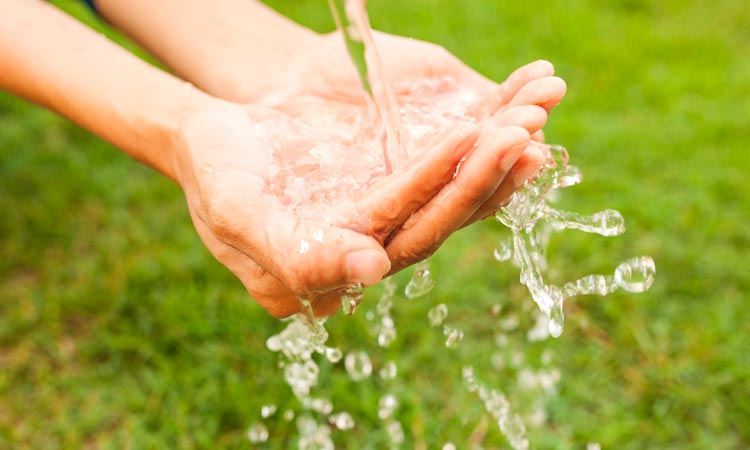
1 0 748 448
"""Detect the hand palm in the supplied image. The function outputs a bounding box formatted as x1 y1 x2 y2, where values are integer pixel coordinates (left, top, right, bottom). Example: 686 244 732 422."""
178 100 498 317
178 32 567 318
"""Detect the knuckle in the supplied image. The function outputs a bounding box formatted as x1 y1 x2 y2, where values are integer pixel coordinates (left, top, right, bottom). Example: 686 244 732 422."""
393 234 440 269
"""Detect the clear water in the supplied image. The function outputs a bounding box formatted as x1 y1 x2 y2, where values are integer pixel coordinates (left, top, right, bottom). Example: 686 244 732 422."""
495 142 656 337
251 0 655 448
326 0 407 173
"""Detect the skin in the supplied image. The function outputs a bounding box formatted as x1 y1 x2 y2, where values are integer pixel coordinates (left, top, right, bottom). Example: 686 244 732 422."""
1 0 566 318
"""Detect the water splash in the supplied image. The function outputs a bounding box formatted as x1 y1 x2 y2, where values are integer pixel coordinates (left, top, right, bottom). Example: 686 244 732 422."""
405 260 436 299
496 142 655 337
326 0 407 172
341 282 364 316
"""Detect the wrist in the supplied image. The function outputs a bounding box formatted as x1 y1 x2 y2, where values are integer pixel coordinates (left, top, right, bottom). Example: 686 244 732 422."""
198 10 323 103
136 84 225 184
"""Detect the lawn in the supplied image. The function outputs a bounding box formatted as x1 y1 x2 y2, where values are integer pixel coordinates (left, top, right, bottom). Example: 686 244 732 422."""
1 0 748 449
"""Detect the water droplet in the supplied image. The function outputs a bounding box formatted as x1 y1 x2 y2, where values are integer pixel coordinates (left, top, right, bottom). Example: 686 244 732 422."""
555 164 583 188
499 414 529 450
246 422 269 443
296 414 333 450
377 321 396 347
341 282 364 315
329 412 355 430
261 404 277 418
494 238 513 261
378 394 399 420
526 313 550 342
500 314 519 331
385 420 405 444
587 443 602 450
299 239 310 254
325 347 343 363
615 256 655 292
442 443 457 450
405 260 436 298
283 409 295 422
563 274 617 297
307 398 333 415
443 325 464 348
266 335 283 352
345 351 372 381
548 311 563 338
379 360 398 380
428 303 448 327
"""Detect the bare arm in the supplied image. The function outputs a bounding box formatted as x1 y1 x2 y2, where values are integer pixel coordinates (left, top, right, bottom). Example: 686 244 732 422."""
94 0 319 102
0 0 218 180
0 0 392 317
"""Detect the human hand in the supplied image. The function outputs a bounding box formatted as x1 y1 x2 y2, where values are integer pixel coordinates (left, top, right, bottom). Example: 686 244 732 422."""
93 1 568 294
186 30 568 285
246 32 567 272
255 32 565 119
173 99 534 317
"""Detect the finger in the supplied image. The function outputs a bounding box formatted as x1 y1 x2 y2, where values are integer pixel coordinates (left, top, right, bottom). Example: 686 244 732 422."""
487 104 548 136
506 76 567 112
385 126 530 273
351 124 481 241
470 60 556 119
531 129 545 142
498 60 555 106
198 175 391 300
462 143 548 225
249 222 390 317
247 213 391 294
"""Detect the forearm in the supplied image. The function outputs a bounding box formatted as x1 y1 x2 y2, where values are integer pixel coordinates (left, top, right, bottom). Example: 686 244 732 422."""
95 0 320 102
0 0 218 181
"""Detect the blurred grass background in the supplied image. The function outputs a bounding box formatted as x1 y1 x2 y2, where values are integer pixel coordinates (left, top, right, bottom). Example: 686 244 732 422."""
1 0 748 448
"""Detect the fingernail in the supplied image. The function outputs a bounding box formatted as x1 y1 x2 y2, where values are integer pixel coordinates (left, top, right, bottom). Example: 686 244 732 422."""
346 249 391 286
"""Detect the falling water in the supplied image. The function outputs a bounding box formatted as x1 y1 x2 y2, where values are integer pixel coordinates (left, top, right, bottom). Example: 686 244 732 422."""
495 142 655 337
326 0 408 173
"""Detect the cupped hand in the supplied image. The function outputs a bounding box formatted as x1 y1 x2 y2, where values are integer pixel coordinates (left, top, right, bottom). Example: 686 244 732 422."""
172 97 536 317
174 30 567 317
253 32 567 272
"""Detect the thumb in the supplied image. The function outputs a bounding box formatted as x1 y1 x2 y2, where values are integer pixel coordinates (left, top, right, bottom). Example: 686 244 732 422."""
265 218 391 296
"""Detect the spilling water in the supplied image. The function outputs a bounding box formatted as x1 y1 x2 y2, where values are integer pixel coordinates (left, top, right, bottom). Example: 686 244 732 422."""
249 0 655 448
